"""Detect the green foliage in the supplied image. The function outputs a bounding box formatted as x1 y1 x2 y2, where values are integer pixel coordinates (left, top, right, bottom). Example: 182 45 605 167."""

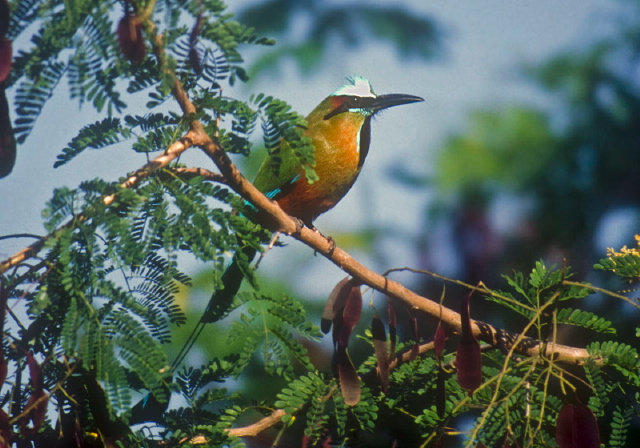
251 93 317 182
556 308 615 334
225 292 322 379
587 341 639 374
12 60 67 143
595 253 640 282
488 262 593 339
595 238 640 283
54 117 133 167
9 0 272 147
610 404 634 448
275 371 328 421
584 358 609 416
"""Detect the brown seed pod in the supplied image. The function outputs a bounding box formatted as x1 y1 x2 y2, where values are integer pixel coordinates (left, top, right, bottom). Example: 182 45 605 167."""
117 14 145 64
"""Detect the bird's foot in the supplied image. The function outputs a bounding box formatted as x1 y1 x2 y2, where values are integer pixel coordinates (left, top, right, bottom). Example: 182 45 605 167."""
325 235 336 256
308 227 336 257
290 217 305 236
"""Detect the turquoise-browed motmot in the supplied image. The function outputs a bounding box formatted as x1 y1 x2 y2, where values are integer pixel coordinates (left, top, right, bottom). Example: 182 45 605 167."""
174 76 423 367
253 75 423 227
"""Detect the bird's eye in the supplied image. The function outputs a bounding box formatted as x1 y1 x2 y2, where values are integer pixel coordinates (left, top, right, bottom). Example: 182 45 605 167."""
350 97 361 107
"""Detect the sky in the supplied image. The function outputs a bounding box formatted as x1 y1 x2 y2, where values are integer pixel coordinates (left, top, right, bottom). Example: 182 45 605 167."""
0 0 617 296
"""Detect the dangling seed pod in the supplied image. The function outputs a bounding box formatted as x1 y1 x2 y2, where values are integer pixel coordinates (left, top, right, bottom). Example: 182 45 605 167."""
117 13 145 64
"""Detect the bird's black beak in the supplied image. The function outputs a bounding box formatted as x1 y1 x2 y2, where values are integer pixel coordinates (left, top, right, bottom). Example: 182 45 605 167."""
373 93 424 111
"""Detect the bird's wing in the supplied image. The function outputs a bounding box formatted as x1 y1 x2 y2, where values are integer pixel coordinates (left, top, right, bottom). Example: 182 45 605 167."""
252 142 306 200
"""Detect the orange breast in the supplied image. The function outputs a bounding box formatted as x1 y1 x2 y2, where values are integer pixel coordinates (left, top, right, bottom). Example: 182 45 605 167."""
276 111 365 225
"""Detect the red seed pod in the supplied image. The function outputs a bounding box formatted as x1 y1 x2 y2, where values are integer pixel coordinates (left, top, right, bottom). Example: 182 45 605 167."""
322 277 350 334
117 14 145 63
408 315 419 360
456 336 481 394
189 13 205 75
371 316 389 392
0 282 8 385
387 298 397 360
556 403 600 448
23 353 48 432
456 289 482 394
336 346 360 406
434 320 446 363
0 37 11 83
0 408 10 448
436 366 446 418
0 86 15 178
337 285 362 347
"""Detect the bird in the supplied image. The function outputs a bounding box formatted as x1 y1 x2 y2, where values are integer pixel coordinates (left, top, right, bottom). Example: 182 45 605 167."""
173 76 423 368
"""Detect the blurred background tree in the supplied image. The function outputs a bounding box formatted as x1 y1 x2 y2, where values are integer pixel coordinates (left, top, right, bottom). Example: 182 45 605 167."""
414 1 640 343
238 0 444 75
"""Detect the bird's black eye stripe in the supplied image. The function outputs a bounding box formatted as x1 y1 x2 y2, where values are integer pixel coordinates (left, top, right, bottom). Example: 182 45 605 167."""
349 96 379 109
323 96 376 120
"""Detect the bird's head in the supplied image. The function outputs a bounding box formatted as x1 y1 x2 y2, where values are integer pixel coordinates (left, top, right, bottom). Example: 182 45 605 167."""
323 75 423 121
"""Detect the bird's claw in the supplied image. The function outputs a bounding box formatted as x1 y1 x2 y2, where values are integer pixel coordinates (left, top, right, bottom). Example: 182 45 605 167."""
325 235 336 256
292 218 305 235
310 228 336 257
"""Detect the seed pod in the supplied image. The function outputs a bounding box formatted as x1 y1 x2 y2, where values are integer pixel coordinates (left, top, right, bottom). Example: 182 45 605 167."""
372 316 389 392
0 283 7 385
0 37 11 82
434 320 446 363
456 289 482 394
0 408 10 448
337 285 362 348
556 403 600 448
408 315 419 360
189 12 205 75
0 86 15 178
117 14 145 63
335 346 360 406
387 298 397 360
23 353 48 433
322 277 350 334
436 366 446 418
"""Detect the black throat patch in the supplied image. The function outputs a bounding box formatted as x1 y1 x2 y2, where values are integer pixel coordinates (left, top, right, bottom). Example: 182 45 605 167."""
358 117 372 169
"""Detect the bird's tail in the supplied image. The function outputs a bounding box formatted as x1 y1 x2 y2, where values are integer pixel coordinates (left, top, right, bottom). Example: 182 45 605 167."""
171 244 258 370
203 244 258 323
130 244 258 424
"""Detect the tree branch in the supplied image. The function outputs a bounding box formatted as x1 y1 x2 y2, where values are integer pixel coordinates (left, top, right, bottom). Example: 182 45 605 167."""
178 410 287 445
160 167 227 184
173 133 591 365
0 133 196 275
